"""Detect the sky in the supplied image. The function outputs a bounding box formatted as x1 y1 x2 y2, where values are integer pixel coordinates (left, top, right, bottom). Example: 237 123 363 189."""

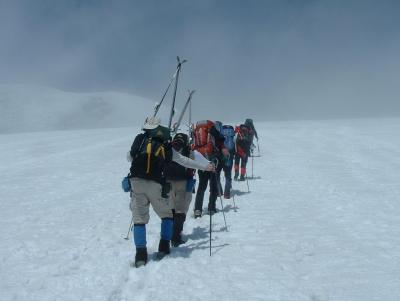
1 0 400 121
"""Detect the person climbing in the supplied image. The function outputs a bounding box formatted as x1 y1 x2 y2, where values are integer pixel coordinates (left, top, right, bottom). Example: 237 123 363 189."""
219 123 236 198
165 132 208 247
213 121 225 199
234 119 256 181
244 118 258 156
192 120 229 218
127 117 214 267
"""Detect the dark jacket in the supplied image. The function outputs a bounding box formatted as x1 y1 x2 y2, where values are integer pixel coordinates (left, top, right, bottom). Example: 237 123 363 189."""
209 125 227 167
129 132 173 184
165 144 193 181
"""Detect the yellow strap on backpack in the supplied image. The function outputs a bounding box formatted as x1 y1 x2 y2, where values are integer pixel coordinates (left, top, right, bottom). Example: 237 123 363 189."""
146 138 152 174
155 145 165 159
145 139 165 174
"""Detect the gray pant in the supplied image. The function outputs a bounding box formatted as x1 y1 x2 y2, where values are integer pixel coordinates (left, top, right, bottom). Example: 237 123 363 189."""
169 180 192 214
129 178 173 224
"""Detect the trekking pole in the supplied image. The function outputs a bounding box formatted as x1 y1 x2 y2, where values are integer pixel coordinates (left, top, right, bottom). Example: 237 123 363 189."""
212 159 228 231
124 216 134 240
245 173 250 193
251 155 254 179
218 184 228 231
232 194 237 211
257 139 260 157
209 208 212 256
226 165 237 211
168 56 187 130
153 58 187 118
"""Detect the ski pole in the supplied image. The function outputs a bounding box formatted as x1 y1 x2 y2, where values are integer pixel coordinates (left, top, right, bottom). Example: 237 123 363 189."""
209 208 212 256
251 155 254 179
225 165 237 211
124 216 134 240
218 186 228 231
245 173 250 193
212 159 228 231
232 194 237 212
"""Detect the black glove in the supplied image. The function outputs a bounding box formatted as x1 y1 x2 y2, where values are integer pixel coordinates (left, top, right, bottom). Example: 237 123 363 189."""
161 182 171 199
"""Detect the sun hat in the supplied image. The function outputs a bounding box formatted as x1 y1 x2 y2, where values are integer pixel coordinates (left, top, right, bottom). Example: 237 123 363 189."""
142 116 161 130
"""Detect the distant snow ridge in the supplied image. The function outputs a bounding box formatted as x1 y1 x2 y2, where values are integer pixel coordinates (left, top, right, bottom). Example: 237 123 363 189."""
0 85 161 133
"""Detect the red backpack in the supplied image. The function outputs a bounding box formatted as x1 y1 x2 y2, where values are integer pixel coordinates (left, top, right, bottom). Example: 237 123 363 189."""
192 120 215 157
236 124 253 144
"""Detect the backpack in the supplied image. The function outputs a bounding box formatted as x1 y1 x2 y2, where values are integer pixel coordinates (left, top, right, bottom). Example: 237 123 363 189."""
214 121 223 133
172 133 190 155
221 125 235 151
132 125 171 181
166 133 193 181
236 124 253 145
192 120 215 157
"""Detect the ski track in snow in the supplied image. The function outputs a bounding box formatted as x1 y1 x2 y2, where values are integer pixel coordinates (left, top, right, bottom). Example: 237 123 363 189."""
1 119 400 301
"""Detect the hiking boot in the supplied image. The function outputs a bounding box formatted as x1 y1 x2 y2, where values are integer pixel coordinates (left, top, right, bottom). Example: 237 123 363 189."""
208 208 217 215
239 175 246 181
224 191 231 199
134 247 148 268
234 174 238 181
172 213 186 247
194 210 202 219
155 239 170 261
171 236 186 247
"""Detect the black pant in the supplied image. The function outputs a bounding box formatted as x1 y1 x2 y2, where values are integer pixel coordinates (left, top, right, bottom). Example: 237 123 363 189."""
194 164 223 212
221 160 233 194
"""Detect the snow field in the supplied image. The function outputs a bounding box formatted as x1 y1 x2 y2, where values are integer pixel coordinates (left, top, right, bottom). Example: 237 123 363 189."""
1 118 400 301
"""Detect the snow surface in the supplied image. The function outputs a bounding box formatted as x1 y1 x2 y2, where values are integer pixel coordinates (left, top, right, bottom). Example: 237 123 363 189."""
1 118 400 301
0 85 170 134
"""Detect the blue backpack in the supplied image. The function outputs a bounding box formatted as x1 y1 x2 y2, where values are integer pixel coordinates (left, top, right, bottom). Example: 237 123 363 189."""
221 125 235 151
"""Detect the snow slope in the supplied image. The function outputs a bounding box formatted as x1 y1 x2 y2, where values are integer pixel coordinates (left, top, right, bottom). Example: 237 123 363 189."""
0 85 164 134
1 118 400 301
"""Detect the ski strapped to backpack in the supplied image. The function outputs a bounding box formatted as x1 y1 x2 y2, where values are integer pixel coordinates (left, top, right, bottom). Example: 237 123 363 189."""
168 56 187 130
171 90 195 135
153 57 187 118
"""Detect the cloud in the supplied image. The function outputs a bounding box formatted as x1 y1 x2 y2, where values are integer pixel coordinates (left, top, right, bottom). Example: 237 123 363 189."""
1 0 400 123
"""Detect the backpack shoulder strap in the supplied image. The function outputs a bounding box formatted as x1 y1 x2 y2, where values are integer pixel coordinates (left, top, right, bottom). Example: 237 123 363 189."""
130 133 146 159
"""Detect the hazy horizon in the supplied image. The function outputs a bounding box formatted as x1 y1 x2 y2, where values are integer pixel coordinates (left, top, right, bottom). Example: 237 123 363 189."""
1 0 400 123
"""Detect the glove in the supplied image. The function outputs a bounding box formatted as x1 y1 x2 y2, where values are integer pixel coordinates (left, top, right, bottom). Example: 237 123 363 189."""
161 182 171 199
205 163 215 172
